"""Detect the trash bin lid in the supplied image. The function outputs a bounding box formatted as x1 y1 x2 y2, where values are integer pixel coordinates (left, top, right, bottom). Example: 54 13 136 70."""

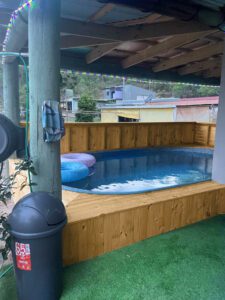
8 192 67 239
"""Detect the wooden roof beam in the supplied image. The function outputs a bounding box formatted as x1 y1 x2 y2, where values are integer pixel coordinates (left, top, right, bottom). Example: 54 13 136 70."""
153 41 224 72
89 3 115 22
178 57 222 75
203 67 221 78
122 30 214 69
86 42 120 64
60 18 212 42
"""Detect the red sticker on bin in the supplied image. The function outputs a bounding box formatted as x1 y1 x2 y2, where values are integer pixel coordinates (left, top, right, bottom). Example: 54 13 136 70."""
15 242 32 271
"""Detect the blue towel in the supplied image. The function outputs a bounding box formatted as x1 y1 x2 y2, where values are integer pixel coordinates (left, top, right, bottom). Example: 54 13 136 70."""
42 100 65 143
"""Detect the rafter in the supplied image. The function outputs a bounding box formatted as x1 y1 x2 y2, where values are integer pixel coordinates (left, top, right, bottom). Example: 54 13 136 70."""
153 41 224 72
122 31 214 69
86 42 120 64
60 18 211 42
89 3 115 22
178 57 222 75
203 67 221 78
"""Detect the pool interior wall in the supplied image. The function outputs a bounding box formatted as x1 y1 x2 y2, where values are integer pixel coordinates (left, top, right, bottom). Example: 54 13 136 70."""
63 147 213 195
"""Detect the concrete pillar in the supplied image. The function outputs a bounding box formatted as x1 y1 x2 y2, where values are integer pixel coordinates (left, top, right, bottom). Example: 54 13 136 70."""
3 60 20 125
212 41 225 184
29 0 61 198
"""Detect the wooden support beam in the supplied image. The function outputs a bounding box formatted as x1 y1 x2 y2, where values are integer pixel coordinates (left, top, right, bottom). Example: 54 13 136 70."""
153 41 224 72
86 42 119 64
178 57 222 75
122 31 214 69
89 4 115 22
60 18 211 42
29 0 61 199
203 67 221 78
60 35 115 49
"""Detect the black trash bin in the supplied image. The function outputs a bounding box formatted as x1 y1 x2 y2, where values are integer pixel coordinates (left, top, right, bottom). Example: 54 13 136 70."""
8 192 67 300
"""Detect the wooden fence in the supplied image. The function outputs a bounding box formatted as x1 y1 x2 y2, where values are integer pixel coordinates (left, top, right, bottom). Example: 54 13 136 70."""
61 122 216 153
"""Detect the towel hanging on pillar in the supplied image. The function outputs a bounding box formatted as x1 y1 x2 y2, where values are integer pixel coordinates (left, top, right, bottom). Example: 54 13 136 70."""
42 100 65 143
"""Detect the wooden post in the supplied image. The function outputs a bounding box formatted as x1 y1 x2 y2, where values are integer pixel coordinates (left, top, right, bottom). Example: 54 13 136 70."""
212 40 225 184
3 60 20 125
29 0 61 199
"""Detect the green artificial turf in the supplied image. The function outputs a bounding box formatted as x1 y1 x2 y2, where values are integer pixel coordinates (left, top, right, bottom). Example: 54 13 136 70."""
1 216 225 300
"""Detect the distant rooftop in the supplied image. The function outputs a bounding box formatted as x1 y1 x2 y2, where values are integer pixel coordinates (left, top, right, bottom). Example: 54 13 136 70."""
147 96 219 107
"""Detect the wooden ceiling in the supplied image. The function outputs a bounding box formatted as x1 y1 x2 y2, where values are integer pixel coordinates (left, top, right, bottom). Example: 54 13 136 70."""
73 3 222 80
1 0 223 84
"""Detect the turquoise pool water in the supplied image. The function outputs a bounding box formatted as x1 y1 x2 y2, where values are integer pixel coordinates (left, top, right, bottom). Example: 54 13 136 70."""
63 147 213 195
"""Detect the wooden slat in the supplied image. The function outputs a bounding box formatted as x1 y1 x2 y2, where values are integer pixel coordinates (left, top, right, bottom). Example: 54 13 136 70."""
70 126 89 152
106 125 121 150
178 57 222 75
89 4 115 22
89 125 106 151
194 123 210 145
86 42 120 64
122 31 214 69
203 67 221 78
153 41 224 72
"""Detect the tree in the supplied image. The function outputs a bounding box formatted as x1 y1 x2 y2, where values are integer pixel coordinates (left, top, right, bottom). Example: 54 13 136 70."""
76 95 97 122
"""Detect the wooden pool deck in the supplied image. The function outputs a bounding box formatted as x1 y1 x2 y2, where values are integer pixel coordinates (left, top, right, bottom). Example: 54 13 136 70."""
63 181 225 265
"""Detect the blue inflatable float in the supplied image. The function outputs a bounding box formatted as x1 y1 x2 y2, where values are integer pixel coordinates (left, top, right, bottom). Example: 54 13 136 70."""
61 161 89 184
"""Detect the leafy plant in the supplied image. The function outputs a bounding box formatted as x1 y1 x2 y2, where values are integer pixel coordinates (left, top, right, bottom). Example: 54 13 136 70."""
76 95 98 122
0 159 36 264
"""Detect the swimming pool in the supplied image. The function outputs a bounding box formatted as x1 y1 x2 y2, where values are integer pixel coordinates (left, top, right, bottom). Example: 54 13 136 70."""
63 147 213 195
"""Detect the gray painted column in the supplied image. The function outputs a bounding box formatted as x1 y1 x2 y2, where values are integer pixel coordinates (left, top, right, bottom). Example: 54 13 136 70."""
212 41 225 184
3 60 20 125
29 0 61 199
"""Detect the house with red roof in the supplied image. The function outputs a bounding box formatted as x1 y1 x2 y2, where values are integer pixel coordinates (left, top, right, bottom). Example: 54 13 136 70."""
101 96 218 123
147 96 218 123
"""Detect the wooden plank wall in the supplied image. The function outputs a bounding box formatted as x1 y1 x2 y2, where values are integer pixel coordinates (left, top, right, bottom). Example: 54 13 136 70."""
61 122 196 153
63 183 225 265
61 122 216 153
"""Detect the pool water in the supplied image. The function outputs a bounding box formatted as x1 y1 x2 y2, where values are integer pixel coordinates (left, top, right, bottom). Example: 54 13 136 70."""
63 147 213 195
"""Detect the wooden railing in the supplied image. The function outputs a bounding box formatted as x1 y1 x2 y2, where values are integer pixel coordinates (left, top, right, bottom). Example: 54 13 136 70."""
21 122 216 153
60 122 217 153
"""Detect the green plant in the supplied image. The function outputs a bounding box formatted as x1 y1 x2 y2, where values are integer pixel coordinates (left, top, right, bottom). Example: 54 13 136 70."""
76 95 98 122
0 159 36 263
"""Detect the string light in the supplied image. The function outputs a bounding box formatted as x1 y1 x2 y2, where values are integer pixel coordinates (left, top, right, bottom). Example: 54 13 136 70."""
61 69 219 88
3 0 34 50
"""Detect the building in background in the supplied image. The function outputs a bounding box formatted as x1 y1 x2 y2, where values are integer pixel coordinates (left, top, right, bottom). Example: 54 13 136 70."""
101 96 218 123
103 84 155 101
147 96 218 123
